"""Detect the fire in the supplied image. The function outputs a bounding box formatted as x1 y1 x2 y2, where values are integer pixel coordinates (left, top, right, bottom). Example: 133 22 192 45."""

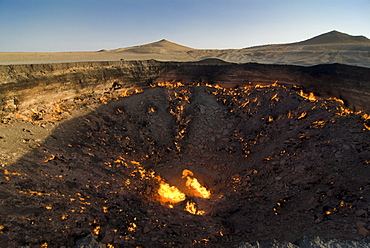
298 89 317 102
182 169 211 199
154 81 185 88
44 154 55 162
158 181 186 204
327 97 344 105
363 114 370 131
297 112 307 120
127 222 137 232
93 226 101 235
155 170 210 214
184 201 205 215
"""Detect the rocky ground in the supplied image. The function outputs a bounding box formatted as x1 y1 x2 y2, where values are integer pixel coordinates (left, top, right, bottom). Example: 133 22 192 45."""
0 82 370 247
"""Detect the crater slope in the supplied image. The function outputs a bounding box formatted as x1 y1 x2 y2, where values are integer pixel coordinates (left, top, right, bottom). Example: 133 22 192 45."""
0 82 369 247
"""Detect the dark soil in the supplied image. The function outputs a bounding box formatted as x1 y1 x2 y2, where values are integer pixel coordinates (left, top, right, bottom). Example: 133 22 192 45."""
0 82 370 247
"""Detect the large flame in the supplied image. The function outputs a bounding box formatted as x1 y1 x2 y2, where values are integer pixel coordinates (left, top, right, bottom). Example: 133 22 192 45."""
182 169 211 199
155 169 211 215
157 181 186 204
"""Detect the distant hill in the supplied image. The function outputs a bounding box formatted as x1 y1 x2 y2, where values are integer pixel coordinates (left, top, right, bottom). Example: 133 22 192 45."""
1 31 370 67
112 39 194 54
292 30 370 45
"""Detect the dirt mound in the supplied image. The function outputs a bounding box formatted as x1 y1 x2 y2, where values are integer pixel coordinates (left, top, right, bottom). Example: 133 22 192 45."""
0 82 369 247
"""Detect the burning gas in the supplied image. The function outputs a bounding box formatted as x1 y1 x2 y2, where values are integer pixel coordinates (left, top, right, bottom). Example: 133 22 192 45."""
157 181 186 204
363 113 370 130
298 89 317 102
182 169 211 199
185 201 205 215
155 169 210 215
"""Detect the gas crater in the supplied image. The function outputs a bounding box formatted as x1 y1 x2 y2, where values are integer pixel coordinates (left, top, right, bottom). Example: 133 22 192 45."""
1 61 370 247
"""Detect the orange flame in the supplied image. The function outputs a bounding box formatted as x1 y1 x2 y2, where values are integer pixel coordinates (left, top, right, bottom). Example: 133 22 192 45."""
182 169 211 199
363 113 370 130
155 81 185 88
327 97 344 105
298 90 317 102
157 181 186 204
184 201 205 215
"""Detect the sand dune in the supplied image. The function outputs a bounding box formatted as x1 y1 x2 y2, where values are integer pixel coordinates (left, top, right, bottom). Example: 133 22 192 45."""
1 30 370 67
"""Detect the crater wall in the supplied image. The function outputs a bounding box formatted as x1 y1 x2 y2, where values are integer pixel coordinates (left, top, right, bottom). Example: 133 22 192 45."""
1 60 370 123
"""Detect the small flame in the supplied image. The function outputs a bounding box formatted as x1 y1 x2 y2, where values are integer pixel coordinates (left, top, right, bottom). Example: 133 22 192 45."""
298 112 307 120
298 90 317 102
127 222 137 232
327 97 344 105
184 201 205 215
93 226 101 235
155 81 185 88
182 169 211 199
363 114 370 131
44 154 55 162
158 181 186 204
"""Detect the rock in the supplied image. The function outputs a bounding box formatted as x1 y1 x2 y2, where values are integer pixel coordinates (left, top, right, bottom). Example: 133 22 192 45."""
343 144 351 150
238 239 298 248
335 152 341 159
74 235 106 248
359 227 370 237
199 105 206 114
0 234 11 247
100 235 113 244
356 209 367 217
296 235 370 247
307 196 316 205
314 214 324 224
143 225 151 234
187 144 195 150
357 221 367 228
151 236 158 241
294 164 306 172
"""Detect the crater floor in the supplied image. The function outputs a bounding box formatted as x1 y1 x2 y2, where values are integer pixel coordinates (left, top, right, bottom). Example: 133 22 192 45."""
0 82 370 247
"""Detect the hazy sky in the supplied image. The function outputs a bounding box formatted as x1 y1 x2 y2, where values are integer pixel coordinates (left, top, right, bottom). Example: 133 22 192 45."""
0 0 369 52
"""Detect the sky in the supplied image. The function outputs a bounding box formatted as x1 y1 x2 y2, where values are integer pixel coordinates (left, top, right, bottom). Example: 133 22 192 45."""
0 0 369 52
